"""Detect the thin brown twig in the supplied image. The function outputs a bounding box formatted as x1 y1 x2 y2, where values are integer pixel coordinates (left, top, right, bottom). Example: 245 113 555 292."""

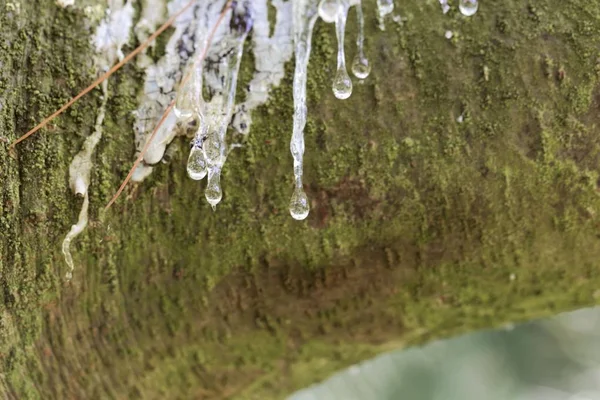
9 0 196 149
104 0 233 211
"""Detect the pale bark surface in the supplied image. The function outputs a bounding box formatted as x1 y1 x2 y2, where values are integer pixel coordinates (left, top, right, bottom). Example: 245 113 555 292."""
2 0 600 398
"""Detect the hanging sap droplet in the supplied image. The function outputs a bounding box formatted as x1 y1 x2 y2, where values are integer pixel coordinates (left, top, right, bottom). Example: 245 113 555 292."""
333 68 353 99
318 0 339 23
458 0 478 16
289 187 310 220
351 56 370 79
205 169 223 208
186 146 207 180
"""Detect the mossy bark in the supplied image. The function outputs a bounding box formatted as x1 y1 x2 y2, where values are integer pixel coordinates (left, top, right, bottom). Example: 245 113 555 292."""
2 0 600 398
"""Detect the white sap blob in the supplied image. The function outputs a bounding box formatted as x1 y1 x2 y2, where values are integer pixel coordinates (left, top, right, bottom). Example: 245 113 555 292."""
318 0 340 23
439 0 450 14
459 0 478 16
57 0 75 8
142 109 178 165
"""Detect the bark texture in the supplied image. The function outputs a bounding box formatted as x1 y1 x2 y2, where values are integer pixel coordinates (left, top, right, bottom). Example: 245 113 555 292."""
2 0 600 398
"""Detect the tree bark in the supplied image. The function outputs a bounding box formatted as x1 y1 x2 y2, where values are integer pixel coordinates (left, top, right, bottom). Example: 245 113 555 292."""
2 0 600 398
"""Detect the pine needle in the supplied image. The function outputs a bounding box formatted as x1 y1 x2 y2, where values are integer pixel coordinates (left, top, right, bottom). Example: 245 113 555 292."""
9 0 196 149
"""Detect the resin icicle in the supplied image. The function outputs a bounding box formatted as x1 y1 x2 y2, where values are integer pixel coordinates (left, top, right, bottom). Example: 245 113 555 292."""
351 0 370 80
289 0 319 220
203 1 253 208
332 1 352 99
439 0 450 14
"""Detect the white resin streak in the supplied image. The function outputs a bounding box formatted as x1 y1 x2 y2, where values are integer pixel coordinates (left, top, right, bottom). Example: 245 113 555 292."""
62 0 134 278
231 0 294 135
62 80 109 280
289 0 319 221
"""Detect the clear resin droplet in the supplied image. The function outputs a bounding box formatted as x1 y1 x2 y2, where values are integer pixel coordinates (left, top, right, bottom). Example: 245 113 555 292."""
333 68 352 99
318 0 339 23
289 187 309 220
205 168 223 208
459 0 478 16
187 146 207 180
351 56 370 79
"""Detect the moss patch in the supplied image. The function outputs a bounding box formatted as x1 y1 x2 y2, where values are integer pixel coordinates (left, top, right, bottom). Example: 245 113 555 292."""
3 0 600 399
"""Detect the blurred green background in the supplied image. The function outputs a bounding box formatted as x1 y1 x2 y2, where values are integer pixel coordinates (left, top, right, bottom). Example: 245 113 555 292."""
290 306 600 399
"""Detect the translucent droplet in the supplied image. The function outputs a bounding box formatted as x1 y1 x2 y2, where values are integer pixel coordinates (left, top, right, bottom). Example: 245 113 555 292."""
459 0 478 16
333 68 352 99
318 0 339 23
205 169 223 208
351 55 370 79
186 146 207 180
289 187 310 220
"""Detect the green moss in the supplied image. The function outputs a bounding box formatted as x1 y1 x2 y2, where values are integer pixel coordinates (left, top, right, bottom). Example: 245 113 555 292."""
3 0 600 399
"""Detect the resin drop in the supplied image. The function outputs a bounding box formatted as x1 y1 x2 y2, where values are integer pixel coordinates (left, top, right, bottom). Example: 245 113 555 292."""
186 145 207 180
318 0 340 23
351 56 370 79
332 2 352 99
333 69 352 99
205 168 223 208
459 0 478 16
289 187 310 220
